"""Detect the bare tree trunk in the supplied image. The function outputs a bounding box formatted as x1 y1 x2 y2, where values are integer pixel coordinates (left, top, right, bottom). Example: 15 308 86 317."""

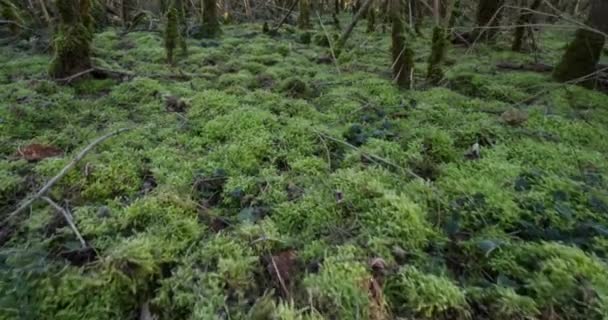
336 0 374 53
391 0 414 89
511 0 542 52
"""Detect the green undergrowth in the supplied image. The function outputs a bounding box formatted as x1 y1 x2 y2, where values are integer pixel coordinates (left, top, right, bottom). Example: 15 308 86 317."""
1 15 608 320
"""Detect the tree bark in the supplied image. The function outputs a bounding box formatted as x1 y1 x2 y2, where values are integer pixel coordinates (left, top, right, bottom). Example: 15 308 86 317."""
336 0 374 52
50 0 93 80
391 0 414 89
475 0 504 41
553 0 608 84
511 0 542 52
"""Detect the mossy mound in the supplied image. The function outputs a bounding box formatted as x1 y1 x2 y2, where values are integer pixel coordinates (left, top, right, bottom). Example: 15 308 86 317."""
1 15 608 320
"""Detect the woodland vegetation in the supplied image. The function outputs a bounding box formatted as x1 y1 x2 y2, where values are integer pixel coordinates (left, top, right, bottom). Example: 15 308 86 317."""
1 0 608 319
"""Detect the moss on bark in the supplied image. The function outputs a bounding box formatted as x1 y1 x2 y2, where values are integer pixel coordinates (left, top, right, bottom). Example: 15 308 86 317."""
427 26 448 84
391 0 413 89
553 29 605 85
367 7 376 33
49 0 93 80
298 0 311 29
165 7 179 65
199 0 221 38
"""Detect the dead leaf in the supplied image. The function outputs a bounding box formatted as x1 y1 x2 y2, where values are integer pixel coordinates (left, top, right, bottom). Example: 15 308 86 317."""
266 250 297 297
17 144 62 161
501 108 528 126
367 277 389 320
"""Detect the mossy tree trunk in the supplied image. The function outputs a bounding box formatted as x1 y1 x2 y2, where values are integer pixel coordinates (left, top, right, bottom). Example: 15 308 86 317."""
165 6 179 65
391 0 414 89
298 0 311 29
367 6 376 32
475 0 504 41
199 0 220 38
50 0 93 80
427 0 454 84
511 0 541 52
553 0 608 84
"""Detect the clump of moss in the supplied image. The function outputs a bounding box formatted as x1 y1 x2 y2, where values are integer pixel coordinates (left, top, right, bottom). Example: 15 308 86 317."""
280 78 311 99
386 267 469 318
304 246 372 319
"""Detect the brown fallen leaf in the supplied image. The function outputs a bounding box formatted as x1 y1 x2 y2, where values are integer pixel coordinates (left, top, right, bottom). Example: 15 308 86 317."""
17 144 63 161
266 250 297 297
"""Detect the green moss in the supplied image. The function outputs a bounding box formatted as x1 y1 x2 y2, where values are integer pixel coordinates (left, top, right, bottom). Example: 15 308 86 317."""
386 266 469 318
304 246 372 319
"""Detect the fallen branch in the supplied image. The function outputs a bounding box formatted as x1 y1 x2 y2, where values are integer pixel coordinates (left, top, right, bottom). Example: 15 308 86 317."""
55 67 134 84
4 128 131 223
312 129 424 180
42 197 87 249
496 61 553 72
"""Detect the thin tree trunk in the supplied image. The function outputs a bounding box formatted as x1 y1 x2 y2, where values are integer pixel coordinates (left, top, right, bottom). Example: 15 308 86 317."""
511 0 542 52
336 0 374 53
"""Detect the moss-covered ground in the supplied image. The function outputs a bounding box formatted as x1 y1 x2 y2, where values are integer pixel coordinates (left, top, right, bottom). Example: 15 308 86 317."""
1 17 608 320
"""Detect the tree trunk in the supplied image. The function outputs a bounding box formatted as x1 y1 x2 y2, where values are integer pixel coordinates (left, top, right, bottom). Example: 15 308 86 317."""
475 0 504 41
198 0 220 38
336 0 374 53
50 0 93 80
427 0 454 84
165 6 179 65
298 0 311 29
511 0 542 52
553 0 608 84
391 0 413 89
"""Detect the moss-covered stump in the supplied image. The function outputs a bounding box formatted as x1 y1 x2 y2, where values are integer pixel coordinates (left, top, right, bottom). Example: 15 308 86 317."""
553 29 605 85
49 0 93 80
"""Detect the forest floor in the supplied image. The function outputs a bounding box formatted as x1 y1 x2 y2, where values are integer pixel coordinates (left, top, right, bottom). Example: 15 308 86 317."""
1 16 608 320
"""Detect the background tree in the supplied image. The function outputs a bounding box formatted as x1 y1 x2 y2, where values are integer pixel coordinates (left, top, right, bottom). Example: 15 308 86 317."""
392 0 413 89
511 0 542 51
553 0 608 84
199 0 220 38
49 0 93 79
165 6 179 65
427 0 454 84
475 0 504 41
298 0 311 29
